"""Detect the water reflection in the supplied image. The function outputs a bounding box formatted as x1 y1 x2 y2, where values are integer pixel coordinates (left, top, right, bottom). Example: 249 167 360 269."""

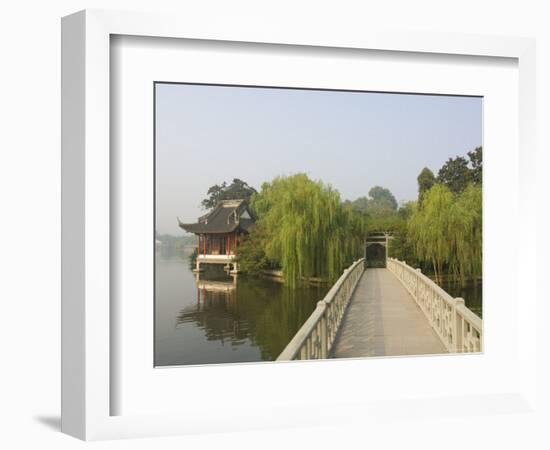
155 255 326 366
438 279 483 318
176 273 247 347
156 253 483 367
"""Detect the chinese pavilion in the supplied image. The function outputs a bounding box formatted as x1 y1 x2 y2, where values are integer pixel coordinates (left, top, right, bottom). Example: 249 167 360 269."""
178 199 255 273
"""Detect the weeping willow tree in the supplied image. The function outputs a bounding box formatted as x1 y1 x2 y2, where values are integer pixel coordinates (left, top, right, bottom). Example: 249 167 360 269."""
408 184 454 283
246 174 367 288
408 183 482 285
448 184 482 284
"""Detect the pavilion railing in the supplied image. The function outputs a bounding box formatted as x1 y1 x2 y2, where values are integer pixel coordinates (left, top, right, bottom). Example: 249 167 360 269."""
276 258 365 361
386 258 483 353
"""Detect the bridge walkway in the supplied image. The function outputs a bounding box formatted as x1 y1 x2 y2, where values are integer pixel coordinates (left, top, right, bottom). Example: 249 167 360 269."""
331 268 447 358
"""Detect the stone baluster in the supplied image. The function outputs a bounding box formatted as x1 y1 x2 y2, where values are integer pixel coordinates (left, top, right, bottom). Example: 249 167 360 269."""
415 268 422 301
319 300 328 359
453 297 465 353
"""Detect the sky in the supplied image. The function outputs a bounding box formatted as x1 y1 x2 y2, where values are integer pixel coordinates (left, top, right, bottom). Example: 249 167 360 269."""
155 83 482 235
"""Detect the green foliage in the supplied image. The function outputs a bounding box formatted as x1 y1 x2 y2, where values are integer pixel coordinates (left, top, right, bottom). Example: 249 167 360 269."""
408 184 454 281
448 184 482 283
201 178 257 209
211 147 482 290
408 183 482 284
248 174 367 287
417 167 435 206
366 186 398 216
436 146 483 194
235 228 272 274
367 214 403 233
437 156 472 194
344 186 398 219
387 201 418 263
417 167 436 194
468 146 483 185
388 227 416 264
343 196 369 214
397 201 416 220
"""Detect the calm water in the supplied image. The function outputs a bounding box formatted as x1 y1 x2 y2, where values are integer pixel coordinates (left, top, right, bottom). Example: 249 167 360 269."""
436 279 483 318
155 252 483 366
155 252 328 366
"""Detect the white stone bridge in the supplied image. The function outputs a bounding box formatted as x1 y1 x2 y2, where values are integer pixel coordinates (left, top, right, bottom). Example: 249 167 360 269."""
277 256 482 361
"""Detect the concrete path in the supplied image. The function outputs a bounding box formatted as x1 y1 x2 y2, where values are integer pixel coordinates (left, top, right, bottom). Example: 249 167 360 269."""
331 268 447 358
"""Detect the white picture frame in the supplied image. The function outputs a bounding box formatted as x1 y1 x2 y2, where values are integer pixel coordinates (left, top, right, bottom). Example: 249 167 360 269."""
61 9 537 441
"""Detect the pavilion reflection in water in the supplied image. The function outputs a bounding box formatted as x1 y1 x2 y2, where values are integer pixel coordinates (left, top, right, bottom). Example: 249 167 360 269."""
174 268 327 361
195 272 237 301
176 271 249 346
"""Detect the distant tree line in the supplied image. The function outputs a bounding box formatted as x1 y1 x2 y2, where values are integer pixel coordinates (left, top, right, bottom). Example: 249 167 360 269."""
343 186 398 218
190 146 482 288
156 232 197 259
384 146 483 285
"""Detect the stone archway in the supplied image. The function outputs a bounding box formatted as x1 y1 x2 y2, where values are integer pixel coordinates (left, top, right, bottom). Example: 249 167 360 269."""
365 243 386 268
365 232 390 268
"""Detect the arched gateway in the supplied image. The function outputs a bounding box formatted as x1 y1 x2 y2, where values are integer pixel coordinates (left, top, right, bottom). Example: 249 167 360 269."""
365 232 391 268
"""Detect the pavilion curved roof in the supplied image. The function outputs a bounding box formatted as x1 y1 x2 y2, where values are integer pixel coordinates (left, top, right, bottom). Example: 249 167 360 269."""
178 199 255 234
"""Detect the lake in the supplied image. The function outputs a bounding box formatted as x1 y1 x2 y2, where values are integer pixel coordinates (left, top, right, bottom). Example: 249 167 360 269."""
155 252 482 366
437 278 483 318
154 252 328 366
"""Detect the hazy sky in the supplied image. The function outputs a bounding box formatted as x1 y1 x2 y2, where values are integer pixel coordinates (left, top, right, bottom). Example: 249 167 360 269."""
155 83 482 235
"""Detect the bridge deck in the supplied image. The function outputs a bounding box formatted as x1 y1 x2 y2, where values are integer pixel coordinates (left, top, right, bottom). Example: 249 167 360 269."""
331 268 447 358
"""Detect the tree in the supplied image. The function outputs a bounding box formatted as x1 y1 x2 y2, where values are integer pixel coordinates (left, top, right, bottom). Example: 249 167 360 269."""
437 156 471 194
387 219 416 264
345 186 398 219
368 186 398 211
235 228 271 274
397 201 416 220
247 174 367 287
408 184 454 283
407 183 482 285
468 146 483 185
201 178 257 209
344 196 369 214
361 186 397 218
448 184 482 284
417 167 435 206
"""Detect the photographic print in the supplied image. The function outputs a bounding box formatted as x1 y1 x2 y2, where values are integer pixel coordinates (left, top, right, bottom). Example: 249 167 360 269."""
154 83 482 367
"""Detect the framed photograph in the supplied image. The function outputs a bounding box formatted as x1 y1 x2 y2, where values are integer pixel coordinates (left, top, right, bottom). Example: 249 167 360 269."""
62 9 537 440
154 82 482 367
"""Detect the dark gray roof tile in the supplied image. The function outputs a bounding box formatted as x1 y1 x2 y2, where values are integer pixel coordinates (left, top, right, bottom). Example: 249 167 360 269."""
178 199 255 234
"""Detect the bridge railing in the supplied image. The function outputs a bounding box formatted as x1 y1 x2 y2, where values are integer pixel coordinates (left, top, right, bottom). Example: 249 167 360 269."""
387 258 482 353
276 258 365 361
